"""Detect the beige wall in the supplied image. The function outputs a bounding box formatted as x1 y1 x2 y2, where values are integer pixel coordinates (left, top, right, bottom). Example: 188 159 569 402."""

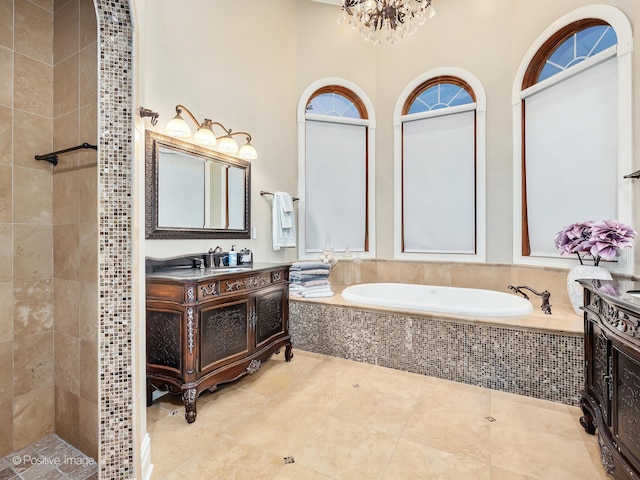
52 0 99 459
139 0 640 275
0 0 98 458
0 0 55 456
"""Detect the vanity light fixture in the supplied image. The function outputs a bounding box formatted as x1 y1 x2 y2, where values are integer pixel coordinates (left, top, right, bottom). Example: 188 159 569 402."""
165 104 258 160
139 106 160 126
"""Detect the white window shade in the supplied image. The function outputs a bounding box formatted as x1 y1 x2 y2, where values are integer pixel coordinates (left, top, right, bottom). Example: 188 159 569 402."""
305 120 367 252
524 56 617 257
402 110 476 253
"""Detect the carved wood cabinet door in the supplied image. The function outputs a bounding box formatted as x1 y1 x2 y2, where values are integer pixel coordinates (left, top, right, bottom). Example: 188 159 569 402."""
587 316 612 426
614 346 640 470
198 296 251 374
254 284 288 350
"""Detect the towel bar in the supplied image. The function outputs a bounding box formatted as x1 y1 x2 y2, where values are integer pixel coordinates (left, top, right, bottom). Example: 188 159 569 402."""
260 190 299 202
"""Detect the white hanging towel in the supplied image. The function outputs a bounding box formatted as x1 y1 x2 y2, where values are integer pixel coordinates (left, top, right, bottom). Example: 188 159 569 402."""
272 191 296 251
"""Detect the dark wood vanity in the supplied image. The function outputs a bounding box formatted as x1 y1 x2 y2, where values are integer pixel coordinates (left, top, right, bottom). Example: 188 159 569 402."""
579 279 640 479
146 260 292 423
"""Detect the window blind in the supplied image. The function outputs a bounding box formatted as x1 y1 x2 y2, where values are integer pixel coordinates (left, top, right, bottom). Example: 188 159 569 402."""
402 110 476 253
305 119 367 252
524 55 617 257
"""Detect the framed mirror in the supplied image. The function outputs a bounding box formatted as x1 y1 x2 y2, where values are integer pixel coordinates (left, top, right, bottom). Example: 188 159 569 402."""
145 130 251 239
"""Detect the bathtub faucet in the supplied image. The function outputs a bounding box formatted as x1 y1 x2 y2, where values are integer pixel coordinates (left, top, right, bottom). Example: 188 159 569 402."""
507 285 552 315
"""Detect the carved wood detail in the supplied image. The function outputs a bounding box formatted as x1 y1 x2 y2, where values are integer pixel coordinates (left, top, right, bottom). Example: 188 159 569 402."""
246 359 261 374
600 299 640 340
581 281 640 479
256 295 283 345
224 273 271 292
146 263 292 423
201 304 247 367
200 283 218 297
146 311 181 370
186 285 196 302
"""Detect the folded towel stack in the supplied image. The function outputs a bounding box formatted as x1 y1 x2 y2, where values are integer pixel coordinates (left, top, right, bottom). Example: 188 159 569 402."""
289 261 333 298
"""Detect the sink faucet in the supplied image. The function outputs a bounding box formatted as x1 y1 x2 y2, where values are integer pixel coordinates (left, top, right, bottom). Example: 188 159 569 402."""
508 285 552 315
193 257 205 270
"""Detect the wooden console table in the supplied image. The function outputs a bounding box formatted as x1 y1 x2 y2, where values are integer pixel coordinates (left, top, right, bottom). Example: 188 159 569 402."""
146 259 292 423
579 279 640 479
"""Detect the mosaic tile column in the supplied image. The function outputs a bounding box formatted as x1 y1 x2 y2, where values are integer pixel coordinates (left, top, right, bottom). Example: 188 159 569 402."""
95 2 134 478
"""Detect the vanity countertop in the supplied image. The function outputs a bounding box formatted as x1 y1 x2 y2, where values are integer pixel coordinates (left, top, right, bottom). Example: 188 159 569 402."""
578 278 640 313
146 262 291 282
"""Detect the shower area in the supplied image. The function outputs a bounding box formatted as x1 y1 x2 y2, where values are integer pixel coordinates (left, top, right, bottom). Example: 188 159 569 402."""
0 0 99 460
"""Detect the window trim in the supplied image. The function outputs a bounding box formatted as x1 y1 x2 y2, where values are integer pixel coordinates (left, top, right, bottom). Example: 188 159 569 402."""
394 67 487 262
297 77 376 260
512 5 633 273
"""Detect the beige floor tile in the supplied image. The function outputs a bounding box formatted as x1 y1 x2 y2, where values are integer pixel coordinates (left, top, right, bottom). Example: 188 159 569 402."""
331 387 416 436
358 364 428 401
223 396 330 458
382 439 490 480
146 350 610 480
160 436 284 480
271 463 337 479
490 466 536 480
296 416 398 480
491 423 605 480
490 392 581 440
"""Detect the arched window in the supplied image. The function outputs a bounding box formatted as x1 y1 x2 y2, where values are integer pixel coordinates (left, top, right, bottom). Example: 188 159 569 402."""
297 80 376 258
513 6 633 273
394 70 486 261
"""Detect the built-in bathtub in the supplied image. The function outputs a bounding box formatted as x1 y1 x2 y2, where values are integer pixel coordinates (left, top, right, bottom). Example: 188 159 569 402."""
289 284 583 406
341 283 533 317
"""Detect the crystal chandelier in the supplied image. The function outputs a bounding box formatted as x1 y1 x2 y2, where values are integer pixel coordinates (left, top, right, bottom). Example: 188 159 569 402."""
338 0 436 45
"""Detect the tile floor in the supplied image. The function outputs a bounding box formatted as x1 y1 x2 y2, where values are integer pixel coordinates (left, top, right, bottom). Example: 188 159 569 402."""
147 350 610 480
0 435 98 480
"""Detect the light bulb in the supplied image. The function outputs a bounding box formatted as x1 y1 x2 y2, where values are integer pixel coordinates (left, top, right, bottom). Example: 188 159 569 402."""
194 127 217 146
238 142 257 160
165 114 191 137
218 136 239 154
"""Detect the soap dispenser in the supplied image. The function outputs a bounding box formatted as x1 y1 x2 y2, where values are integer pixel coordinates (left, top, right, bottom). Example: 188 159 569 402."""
228 245 237 266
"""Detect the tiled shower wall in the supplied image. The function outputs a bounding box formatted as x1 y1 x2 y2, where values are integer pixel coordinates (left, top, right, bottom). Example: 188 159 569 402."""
52 0 99 459
0 0 55 457
0 0 98 459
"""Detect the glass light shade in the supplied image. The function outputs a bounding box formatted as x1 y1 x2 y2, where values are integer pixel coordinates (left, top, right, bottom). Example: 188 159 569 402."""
238 143 257 160
166 114 191 137
218 136 239 154
194 127 217 146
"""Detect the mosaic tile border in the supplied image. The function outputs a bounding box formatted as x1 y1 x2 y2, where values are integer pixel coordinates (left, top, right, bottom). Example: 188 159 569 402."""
96 2 134 478
290 301 584 405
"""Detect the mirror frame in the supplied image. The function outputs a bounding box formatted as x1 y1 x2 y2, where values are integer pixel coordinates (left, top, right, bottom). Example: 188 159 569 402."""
145 130 251 240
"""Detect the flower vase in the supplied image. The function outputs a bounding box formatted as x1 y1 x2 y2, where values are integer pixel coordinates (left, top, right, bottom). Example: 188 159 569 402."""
567 265 612 315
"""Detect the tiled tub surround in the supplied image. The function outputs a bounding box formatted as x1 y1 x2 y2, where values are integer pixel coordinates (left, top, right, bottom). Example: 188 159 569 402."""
291 260 586 406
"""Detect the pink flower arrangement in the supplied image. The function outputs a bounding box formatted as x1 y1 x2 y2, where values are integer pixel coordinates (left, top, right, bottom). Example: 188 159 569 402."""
554 220 636 266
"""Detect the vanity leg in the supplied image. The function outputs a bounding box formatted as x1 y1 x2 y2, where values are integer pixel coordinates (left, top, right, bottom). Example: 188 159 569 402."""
183 388 198 423
146 381 153 407
579 397 596 435
285 342 293 362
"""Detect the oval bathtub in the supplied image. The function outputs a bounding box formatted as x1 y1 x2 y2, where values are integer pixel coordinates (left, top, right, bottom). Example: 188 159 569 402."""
341 283 533 317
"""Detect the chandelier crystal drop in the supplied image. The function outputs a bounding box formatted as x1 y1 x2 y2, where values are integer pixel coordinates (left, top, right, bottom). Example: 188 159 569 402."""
338 0 435 45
